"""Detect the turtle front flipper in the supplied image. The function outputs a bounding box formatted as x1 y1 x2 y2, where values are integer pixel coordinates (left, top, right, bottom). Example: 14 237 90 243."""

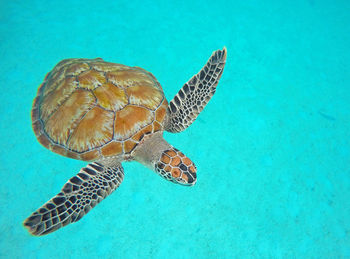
165 47 227 133
23 162 124 236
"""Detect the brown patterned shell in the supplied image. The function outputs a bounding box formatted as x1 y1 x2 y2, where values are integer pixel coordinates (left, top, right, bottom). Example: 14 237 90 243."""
32 58 168 161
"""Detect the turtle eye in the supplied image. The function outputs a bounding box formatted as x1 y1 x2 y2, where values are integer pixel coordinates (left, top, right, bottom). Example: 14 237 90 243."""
154 148 197 186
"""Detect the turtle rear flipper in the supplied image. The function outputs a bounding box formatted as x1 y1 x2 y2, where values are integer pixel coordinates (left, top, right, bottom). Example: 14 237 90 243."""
23 162 124 236
165 47 227 133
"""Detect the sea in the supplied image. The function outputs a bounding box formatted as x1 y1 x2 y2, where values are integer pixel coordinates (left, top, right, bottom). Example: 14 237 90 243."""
0 0 349 258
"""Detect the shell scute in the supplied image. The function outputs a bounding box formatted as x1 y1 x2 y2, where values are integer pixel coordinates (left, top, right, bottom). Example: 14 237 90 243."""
44 89 96 146
106 69 154 88
67 106 114 152
90 60 125 72
66 62 90 76
80 150 100 161
93 83 128 111
124 140 138 154
126 85 163 109
155 99 168 123
78 70 106 89
114 106 153 140
40 77 78 122
101 142 123 157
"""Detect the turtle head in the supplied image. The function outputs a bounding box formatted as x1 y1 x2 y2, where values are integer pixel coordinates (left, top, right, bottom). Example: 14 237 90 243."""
155 148 197 186
134 132 197 186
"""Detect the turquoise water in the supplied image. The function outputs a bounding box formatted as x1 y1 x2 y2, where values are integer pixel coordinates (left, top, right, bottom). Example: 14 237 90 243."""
1 0 349 258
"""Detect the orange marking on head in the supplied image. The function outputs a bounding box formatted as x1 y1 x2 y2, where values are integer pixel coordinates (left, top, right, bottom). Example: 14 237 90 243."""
166 150 176 157
170 156 181 167
161 154 170 164
171 168 181 178
189 166 197 174
156 148 196 185
178 152 185 158
182 157 192 166
181 173 189 182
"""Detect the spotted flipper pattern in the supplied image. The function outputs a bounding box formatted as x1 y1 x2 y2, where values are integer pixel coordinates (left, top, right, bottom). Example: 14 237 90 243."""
165 47 227 133
23 162 124 236
155 147 197 186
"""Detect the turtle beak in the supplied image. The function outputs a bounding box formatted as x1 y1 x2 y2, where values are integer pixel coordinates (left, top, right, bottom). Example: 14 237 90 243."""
179 171 197 186
177 163 197 186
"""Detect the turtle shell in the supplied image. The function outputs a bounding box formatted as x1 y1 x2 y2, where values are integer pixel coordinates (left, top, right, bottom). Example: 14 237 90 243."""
32 58 168 161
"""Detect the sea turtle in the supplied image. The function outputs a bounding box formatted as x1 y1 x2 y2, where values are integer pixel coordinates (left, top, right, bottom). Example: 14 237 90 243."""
23 47 227 236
